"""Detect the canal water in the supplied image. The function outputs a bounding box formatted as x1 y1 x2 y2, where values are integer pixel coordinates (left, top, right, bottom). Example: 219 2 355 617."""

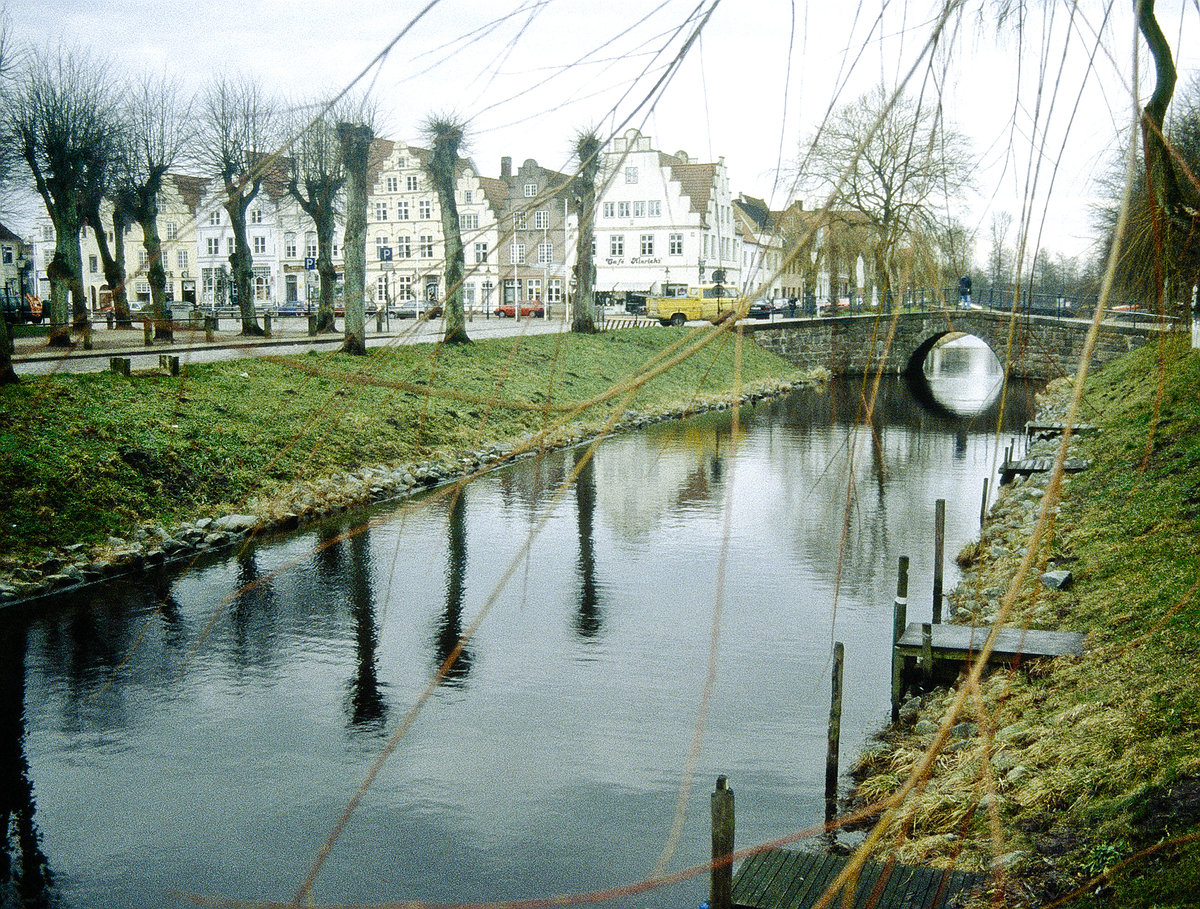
1 340 1038 909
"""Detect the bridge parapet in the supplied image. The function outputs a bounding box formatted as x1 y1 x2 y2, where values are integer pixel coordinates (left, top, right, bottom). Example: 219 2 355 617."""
743 310 1167 380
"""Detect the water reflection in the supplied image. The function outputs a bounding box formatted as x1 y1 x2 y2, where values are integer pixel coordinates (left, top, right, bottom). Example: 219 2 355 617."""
0 623 54 907
573 449 604 640
347 528 387 728
916 336 1005 417
433 487 473 686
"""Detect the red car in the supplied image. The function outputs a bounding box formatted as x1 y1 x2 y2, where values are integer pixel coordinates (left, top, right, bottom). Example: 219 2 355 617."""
493 302 545 318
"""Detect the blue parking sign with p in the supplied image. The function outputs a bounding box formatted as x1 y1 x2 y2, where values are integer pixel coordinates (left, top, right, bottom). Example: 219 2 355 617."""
304 257 316 270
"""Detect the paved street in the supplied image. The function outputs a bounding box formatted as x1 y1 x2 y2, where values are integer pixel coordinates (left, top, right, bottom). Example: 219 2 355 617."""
10 312 571 375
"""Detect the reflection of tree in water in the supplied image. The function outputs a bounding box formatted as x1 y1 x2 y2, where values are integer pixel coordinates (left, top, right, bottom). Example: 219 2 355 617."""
347 529 387 728
434 488 473 686
573 450 604 639
227 548 279 673
0 622 54 908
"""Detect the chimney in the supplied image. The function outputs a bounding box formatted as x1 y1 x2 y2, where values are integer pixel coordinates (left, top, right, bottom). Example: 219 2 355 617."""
500 156 512 178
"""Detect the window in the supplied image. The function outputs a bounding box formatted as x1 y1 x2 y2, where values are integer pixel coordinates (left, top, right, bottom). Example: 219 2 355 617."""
206 237 219 256
253 236 266 255
669 232 683 256
376 276 389 301
481 280 494 304
165 221 178 241
177 250 189 270
396 201 410 220
406 175 418 191
139 250 149 268
375 236 389 257
617 201 630 218
460 212 479 230
474 242 488 264
603 202 615 218
136 280 151 298
534 210 549 230
250 209 262 224
537 241 553 264
513 212 527 230
463 190 473 204
547 278 562 303
227 237 235 255
527 278 541 300
523 182 537 197
633 201 645 218
385 176 398 192
285 232 297 258
305 232 317 259
208 211 220 226
624 166 638 184
419 234 434 257
375 201 389 221
464 283 475 307
40 225 53 242
283 274 297 302
418 200 432 219
640 234 654 256
510 243 526 265
648 200 662 217
89 255 98 274
610 234 624 256
396 235 411 258
396 275 413 299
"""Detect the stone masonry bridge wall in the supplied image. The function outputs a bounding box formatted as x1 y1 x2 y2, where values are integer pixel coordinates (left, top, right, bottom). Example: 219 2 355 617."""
743 310 1164 380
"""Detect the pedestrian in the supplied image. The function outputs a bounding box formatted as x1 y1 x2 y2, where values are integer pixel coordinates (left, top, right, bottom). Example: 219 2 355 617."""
957 275 972 309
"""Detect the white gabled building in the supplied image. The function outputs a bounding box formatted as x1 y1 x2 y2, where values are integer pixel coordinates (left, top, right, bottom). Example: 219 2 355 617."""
733 194 784 300
364 139 501 313
594 128 740 301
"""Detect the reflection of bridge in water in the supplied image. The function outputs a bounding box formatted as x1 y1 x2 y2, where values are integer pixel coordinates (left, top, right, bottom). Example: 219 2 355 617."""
745 310 1168 379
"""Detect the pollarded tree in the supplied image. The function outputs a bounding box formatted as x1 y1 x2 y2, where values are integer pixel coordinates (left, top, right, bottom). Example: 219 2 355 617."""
287 97 353 334
571 128 602 333
8 47 123 345
423 113 470 345
797 85 973 310
337 119 373 355
195 76 277 336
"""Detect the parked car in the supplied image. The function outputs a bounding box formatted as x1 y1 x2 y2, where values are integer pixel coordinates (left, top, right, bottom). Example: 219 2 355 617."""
747 296 774 319
389 300 443 319
493 302 545 318
275 301 304 316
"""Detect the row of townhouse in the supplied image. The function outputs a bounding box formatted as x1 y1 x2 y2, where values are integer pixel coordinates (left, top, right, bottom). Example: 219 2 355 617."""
28 126 855 313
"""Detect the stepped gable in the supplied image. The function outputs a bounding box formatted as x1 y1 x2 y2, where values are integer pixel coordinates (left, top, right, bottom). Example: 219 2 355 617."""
167 174 208 213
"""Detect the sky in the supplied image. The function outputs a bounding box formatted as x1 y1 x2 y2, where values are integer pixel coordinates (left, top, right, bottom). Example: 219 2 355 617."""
10 0 1200 264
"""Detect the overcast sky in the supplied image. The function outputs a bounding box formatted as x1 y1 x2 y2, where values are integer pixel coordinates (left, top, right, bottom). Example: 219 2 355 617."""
10 0 1200 263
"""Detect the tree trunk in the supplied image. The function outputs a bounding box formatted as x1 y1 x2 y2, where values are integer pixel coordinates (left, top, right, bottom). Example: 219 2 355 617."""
0 319 17 384
226 203 263 336
429 125 468 345
338 122 373 355
141 215 172 341
572 138 600 333
111 211 132 327
47 211 84 347
86 208 127 328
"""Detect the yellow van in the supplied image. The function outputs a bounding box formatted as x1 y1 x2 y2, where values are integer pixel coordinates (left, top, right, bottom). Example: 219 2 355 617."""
647 284 743 326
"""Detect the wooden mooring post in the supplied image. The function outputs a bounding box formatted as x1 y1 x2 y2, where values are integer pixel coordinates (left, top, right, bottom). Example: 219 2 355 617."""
711 776 734 909
891 556 909 721
932 499 945 623
922 623 934 685
825 642 844 818
979 478 989 526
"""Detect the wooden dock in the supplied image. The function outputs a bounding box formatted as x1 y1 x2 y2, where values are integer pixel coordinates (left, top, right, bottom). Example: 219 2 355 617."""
998 456 1090 484
1023 421 1098 442
733 848 986 909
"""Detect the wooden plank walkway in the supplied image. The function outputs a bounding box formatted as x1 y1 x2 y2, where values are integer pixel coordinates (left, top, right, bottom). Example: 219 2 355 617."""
998 456 1090 484
733 848 987 909
894 622 1085 664
1023 421 1098 442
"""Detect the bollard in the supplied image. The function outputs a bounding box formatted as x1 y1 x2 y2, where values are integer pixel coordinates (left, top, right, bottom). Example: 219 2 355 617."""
891 556 909 721
980 478 990 526
308 314 318 336
205 315 216 342
376 309 383 332
825 642 844 814
82 321 93 350
143 319 153 347
109 357 131 377
158 354 180 376
921 623 933 685
710 776 734 909
263 311 272 338
932 498 945 623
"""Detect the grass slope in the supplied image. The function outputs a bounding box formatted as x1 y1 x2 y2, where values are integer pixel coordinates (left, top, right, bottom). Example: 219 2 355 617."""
0 327 800 565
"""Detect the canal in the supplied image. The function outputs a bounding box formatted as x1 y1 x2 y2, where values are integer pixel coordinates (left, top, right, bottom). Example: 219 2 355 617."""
1 341 1039 908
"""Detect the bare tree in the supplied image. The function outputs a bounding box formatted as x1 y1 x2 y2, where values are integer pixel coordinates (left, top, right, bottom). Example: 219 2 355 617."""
571 128 601 333
423 113 470 345
8 47 122 346
119 74 192 340
287 98 351 333
0 10 19 382
338 120 373 355
195 76 277 336
797 85 974 310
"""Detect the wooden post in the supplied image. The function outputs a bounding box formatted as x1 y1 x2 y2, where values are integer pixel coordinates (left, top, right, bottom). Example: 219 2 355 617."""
932 498 945 623
825 642 844 811
263 311 273 338
891 556 909 721
205 315 215 342
109 357 131 377
711 776 734 909
979 478 989 526
143 319 153 346
921 623 933 685
158 354 180 376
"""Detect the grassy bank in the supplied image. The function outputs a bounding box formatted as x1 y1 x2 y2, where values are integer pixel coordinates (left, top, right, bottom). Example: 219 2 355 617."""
0 326 803 567
848 334 1200 907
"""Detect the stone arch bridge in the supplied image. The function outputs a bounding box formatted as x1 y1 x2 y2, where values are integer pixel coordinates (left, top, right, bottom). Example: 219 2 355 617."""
743 309 1168 380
